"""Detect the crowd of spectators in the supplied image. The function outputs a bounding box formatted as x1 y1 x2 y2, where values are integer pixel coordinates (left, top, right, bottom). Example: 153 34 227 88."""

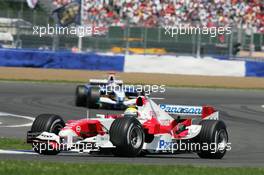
52 0 264 33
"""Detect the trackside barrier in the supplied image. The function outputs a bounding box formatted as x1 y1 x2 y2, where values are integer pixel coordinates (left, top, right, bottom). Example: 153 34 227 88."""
124 55 246 77
0 49 263 77
124 55 264 78
0 49 125 71
245 61 264 77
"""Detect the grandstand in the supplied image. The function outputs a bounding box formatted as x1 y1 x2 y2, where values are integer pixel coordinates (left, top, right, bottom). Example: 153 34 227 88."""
0 0 263 58
53 0 263 32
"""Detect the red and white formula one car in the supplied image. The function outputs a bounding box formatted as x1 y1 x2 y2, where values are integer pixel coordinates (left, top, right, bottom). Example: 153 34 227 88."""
27 96 229 159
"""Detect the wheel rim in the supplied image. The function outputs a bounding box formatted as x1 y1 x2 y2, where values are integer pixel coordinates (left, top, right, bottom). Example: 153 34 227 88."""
215 129 228 153
129 126 143 149
78 87 85 95
51 123 63 135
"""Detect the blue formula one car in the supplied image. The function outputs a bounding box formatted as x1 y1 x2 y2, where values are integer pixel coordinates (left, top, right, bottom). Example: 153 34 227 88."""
75 73 143 109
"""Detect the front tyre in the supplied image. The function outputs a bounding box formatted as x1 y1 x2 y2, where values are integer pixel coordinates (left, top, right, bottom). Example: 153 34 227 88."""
196 120 228 159
110 117 144 157
87 86 100 108
75 85 87 107
31 114 65 155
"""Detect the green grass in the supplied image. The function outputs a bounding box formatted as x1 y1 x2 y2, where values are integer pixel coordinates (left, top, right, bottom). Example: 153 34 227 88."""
0 138 263 175
0 160 263 175
0 137 31 150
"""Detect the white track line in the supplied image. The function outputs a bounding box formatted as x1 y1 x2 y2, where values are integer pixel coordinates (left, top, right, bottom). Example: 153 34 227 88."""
0 112 34 127
150 97 165 100
261 105 264 108
0 149 36 155
0 149 81 155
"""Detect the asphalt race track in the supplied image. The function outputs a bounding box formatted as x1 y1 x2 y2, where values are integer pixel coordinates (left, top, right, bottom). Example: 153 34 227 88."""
0 81 264 167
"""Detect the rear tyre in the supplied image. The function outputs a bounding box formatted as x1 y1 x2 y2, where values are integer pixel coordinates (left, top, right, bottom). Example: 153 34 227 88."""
196 120 228 159
87 86 100 108
31 114 65 155
110 117 144 157
75 85 87 107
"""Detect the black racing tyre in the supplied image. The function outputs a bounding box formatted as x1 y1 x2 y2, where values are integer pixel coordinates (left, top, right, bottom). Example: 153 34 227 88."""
31 114 65 155
110 117 144 157
196 120 228 159
75 85 87 107
126 90 145 97
87 86 100 108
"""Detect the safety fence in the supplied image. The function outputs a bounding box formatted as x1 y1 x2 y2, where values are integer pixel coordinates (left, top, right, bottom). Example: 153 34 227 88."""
0 8 263 59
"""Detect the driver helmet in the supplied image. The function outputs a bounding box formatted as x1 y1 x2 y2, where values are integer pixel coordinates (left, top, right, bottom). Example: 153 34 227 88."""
108 75 115 84
124 107 138 118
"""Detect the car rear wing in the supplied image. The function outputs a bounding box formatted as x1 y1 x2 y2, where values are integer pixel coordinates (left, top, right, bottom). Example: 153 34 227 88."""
159 104 218 120
89 79 123 86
